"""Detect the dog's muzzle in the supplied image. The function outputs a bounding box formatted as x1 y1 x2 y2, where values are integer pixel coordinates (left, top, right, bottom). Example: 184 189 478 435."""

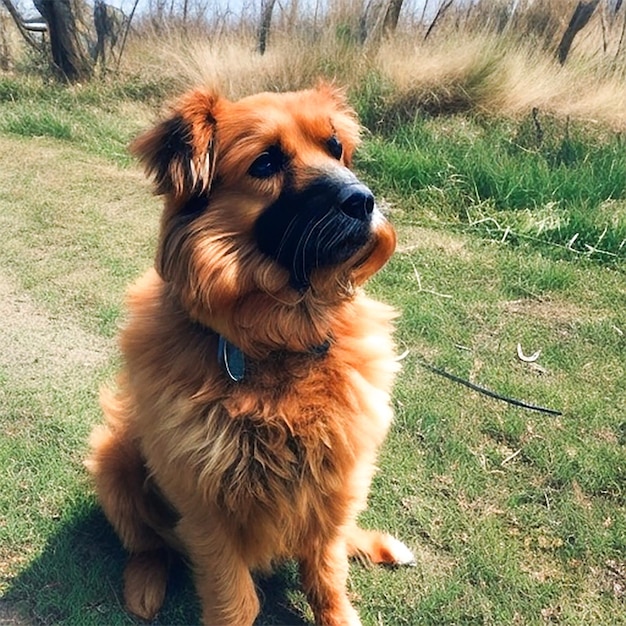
255 171 378 291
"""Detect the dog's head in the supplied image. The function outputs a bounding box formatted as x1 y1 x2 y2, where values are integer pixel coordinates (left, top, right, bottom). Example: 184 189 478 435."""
132 83 396 353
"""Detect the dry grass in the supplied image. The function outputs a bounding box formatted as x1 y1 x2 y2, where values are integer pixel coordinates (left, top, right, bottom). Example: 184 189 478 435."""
120 26 370 99
373 32 626 124
107 1 626 129
1 0 624 126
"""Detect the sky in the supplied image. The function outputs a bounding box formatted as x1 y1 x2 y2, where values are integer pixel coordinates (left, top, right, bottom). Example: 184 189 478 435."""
18 0 437 21
15 0 624 24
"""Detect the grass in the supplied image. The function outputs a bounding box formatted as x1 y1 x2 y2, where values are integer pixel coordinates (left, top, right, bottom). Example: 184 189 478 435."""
357 112 626 260
1 23 625 624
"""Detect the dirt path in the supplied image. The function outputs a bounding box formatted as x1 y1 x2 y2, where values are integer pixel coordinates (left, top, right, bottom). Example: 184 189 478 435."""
0 271 110 387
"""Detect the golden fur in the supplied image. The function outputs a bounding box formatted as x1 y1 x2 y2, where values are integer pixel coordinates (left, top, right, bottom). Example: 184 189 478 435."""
86 83 413 626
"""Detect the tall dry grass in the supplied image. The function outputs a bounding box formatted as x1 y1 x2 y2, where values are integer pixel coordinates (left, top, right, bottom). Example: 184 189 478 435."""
2 0 624 127
372 32 626 126
117 0 626 130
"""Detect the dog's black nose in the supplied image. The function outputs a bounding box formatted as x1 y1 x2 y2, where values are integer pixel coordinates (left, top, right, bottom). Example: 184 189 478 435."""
338 184 375 222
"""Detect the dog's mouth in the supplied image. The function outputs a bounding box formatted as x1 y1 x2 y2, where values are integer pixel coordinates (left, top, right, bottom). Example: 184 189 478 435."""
254 174 376 292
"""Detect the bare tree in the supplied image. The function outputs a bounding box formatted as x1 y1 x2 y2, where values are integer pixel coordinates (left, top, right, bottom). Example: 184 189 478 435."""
258 0 276 55
182 0 189 25
33 0 94 80
93 0 126 69
365 0 405 45
424 0 454 41
617 4 626 59
115 0 139 71
557 0 601 65
0 11 10 69
381 0 404 36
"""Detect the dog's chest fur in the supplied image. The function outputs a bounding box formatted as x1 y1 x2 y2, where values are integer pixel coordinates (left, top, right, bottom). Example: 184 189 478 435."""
123 269 398 564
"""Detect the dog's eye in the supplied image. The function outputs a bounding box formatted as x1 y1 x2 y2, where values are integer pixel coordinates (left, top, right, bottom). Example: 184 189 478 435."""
327 136 343 160
248 146 285 179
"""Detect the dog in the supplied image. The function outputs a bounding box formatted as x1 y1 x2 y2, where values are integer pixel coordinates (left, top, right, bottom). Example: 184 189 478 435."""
86 82 414 626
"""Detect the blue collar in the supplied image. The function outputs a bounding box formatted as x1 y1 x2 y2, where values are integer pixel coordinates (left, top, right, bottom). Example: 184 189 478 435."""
217 335 246 382
216 334 330 383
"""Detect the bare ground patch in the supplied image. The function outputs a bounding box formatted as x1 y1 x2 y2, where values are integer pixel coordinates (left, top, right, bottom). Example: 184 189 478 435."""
0 272 110 387
500 297 590 326
396 225 470 259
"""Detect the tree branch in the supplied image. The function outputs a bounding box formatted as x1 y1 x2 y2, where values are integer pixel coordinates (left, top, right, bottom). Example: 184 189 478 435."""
1 0 44 52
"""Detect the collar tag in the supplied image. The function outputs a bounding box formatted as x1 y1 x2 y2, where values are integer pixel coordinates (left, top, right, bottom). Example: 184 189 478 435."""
217 335 246 382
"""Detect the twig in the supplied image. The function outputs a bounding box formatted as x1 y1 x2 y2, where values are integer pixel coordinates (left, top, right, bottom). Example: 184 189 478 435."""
411 262 453 299
466 216 619 259
416 358 563 416
115 0 140 72
517 343 541 363
567 233 580 250
501 449 522 466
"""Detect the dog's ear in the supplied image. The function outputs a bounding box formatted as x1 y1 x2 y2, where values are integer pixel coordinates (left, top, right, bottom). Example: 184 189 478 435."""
131 91 219 200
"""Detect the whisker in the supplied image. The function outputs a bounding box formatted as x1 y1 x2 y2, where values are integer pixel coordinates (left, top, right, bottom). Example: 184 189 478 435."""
290 220 315 288
317 217 360 265
276 212 302 261
313 214 337 270
292 211 329 287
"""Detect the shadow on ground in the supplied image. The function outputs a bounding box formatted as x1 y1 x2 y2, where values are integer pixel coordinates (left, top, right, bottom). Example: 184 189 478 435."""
4 500 309 625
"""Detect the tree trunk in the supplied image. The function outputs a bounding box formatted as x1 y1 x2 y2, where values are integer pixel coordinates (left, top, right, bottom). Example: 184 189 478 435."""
94 0 127 70
33 0 93 81
557 0 600 65
0 13 9 70
365 0 403 45
381 0 404 36
258 0 276 55
424 0 455 41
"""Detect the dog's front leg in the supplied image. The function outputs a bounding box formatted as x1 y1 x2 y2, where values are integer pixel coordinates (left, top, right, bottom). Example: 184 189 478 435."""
177 516 260 626
299 537 361 626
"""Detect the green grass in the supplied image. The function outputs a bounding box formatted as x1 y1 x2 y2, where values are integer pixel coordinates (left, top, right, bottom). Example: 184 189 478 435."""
0 76 625 625
0 75 165 165
356 112 626 260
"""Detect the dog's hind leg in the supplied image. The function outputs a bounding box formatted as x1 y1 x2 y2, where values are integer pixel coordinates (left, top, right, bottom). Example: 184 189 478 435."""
346 526 415 567
123 549 169 621
86 390 169 620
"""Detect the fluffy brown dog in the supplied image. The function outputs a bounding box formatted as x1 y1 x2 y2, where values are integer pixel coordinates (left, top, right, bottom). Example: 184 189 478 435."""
86 83 414 626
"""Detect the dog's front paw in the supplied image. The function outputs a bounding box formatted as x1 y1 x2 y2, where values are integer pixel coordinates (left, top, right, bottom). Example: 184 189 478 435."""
317 604 362 626
382 535 416 567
